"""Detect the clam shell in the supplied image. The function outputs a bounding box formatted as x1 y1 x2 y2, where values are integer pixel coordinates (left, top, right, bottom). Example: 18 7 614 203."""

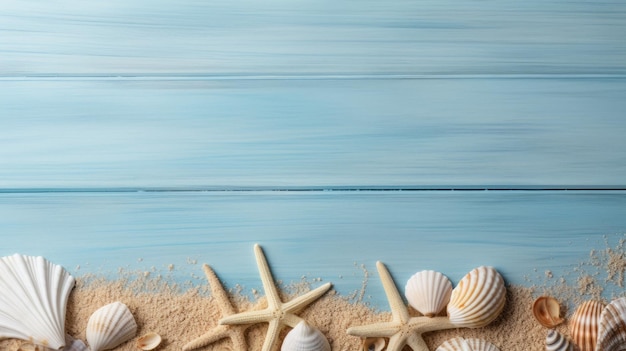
362 337 385 351
447 266 506 328
137 332 162 350
405 270 452 317
546 329 579 351
435 337 500 351
533 296 564 328
569 300 604 351
281 321 331 351
86 301 138 351
596 297 626 351
0 254 75 350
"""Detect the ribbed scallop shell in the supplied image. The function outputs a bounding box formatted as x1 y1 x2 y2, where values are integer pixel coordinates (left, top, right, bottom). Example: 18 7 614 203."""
446 266 506 328
569 300 604 351
281 321 331 351
86 302 138 351
546 330 578 351
596 297 626 351
0 254 75 350
435 337 500 351
405 270 452 317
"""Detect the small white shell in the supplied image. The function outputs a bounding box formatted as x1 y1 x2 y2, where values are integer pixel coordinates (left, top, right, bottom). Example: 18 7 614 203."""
546 329 578 351
281 321 331 351
137 332 162 350
569 300 604 351
435 337 500 351
86 301 138 351
596 297 626 351
18 335 87 351
446 266 506 328
0 254 75 350
362 337 385 351
405 270 452 317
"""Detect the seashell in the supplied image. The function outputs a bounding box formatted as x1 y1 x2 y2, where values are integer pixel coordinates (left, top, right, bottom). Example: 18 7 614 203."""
362 337 385 351
596 297 626 351
0 254 75 350
546 329 578 351
405 270 452 317
533 296 564 328
86 301 138 351
18 335 87 351
446 266 506 328
281 320 331 351
137 332 162 350
569 300 604 351
435 337 500 351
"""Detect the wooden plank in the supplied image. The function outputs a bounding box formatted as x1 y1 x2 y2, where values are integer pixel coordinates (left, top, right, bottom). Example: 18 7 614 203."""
1 0 625 75
1 78 625 188
1 190 625 307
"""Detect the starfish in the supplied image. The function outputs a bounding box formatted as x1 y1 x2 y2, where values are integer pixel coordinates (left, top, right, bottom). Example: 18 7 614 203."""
346 261 456 351
219 244 332 351
183 264 248 351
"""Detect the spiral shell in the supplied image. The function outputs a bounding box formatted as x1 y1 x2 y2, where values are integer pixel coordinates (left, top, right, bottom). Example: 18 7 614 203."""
569 300 604 351
546 329 578 351
435 337 500 351
596 297 626 351
86 302 138 351
446 266 506 328
405 270 452 317
362 337 385 351
281 321 331 351
533 296 564 328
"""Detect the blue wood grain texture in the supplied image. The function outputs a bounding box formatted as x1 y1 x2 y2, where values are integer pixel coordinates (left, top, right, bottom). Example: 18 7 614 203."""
1 0 625 75
1 78 625 188
1 191 625 307
1 0 626 311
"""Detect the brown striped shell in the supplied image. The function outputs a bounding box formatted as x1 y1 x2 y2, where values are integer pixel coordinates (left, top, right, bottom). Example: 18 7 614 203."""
446 266 507 328
569 300 605 351
546 329 579 351
596 297 626 351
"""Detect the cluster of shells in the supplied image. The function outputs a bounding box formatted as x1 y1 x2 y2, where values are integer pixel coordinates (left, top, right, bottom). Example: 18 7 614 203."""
0 254 161 351
372 265 505 351
533 295 626 351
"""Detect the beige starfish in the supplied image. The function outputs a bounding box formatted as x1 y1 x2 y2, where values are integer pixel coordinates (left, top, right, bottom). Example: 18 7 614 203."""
183 264 248 351
347 261 456 351
219 244 332 351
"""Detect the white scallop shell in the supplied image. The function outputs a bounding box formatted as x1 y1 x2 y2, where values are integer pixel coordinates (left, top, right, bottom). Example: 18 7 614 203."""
0 254 75 350
405 270 452 317
546 329 578 351
86 301 138 351
446 266 506 328
435 337 500 351
596 297 626 351
569 300 604 351
281 321 331 351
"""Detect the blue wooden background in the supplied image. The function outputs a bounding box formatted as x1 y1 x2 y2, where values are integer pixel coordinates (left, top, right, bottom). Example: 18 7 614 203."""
1 0 626 307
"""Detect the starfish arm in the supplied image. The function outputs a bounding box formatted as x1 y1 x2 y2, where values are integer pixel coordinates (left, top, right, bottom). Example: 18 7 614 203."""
386 333 409 351
261 318 283 351
406 333 430 351
219 309 273 325
203 264 237 315
229 328 248 351
255 244 282 309
182 325 230 351
376 261 410 323
283 282 332 314
346 322 399 338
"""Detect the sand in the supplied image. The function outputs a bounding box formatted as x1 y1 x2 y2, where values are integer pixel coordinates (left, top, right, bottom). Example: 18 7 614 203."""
2 235 625 351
